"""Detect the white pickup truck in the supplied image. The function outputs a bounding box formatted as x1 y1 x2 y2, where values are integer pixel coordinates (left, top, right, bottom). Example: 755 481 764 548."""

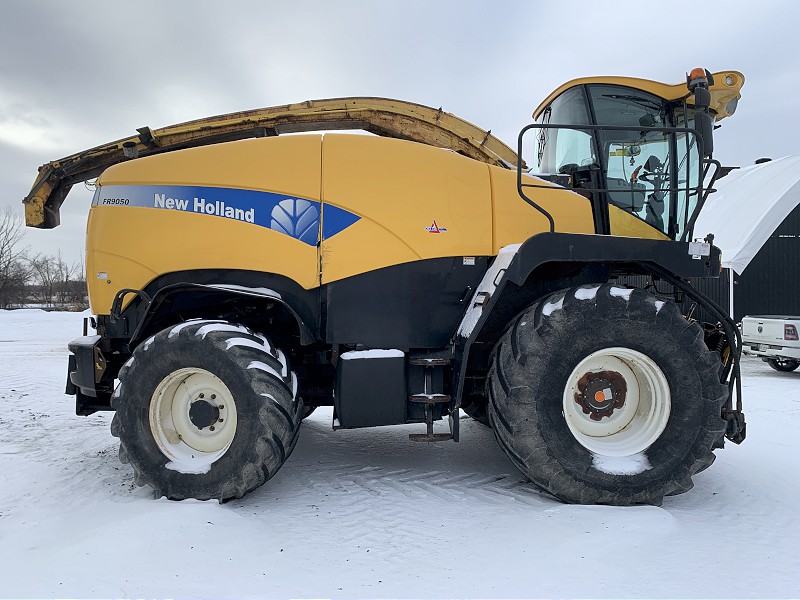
741 316 800 372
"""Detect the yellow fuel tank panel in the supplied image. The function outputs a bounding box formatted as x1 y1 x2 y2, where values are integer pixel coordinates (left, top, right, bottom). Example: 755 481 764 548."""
320 134 493 284
490 167 595 252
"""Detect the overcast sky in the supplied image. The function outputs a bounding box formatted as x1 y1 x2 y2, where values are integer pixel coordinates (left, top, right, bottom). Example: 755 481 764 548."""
2 0 798 265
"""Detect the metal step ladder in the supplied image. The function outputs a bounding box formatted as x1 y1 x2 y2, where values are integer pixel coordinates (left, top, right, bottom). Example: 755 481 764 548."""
407 358 458 442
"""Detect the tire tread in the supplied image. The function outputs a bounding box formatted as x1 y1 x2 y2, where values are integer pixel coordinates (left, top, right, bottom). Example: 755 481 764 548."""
113 320 302 502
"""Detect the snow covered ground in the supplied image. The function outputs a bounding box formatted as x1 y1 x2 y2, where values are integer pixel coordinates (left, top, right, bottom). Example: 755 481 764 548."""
0 309 797 598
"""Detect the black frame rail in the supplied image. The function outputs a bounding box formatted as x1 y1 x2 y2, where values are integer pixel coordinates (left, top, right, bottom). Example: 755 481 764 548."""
642 261 745 444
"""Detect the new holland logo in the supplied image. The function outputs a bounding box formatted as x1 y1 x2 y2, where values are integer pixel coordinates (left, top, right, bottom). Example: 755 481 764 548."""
425 220 447 233
270 198 320 245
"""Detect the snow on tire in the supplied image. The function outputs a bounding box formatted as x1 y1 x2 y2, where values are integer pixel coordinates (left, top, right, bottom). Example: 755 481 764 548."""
110 320 303 501
486 284 728 506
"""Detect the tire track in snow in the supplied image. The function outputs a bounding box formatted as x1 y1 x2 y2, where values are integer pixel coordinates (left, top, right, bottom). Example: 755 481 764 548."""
286 461 542 505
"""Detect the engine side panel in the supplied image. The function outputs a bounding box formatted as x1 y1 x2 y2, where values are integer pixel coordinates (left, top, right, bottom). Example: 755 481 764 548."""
325 256 488 348
87 136 324 314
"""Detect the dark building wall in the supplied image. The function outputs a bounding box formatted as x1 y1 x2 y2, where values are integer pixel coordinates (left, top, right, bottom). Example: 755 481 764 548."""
732 201 800 320
682 201 800 322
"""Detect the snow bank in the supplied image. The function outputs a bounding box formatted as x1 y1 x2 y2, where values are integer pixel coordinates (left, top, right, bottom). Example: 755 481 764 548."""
0 310 797 598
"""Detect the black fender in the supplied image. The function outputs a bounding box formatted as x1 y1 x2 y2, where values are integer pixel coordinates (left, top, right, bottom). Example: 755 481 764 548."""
452 231 723 405
506 232 720 286
127 282 316 349
69 280 316 415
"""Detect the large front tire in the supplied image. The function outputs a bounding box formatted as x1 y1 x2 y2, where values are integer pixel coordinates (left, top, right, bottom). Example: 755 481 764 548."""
111 320 303 501
487 285 727 506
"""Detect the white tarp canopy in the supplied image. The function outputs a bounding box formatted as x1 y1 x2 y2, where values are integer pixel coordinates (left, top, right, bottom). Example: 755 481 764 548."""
693 154 800 274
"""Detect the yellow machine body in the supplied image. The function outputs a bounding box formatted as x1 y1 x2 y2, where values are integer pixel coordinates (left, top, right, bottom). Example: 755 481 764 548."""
87 133 611 315
34 71 749 503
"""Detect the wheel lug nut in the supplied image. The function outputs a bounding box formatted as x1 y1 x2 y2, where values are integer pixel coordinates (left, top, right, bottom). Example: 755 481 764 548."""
209 426 215 431
218 418 224 423
218 405 224 410
199 393 204 399
211 394 216 400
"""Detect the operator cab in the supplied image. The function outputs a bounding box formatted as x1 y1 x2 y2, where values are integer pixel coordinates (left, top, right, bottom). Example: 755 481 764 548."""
526 70 743 241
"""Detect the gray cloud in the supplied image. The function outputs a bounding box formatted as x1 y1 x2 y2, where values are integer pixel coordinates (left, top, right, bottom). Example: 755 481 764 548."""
2 0 798 265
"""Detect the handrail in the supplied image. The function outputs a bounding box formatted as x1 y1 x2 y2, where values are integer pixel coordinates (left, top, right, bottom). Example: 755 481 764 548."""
516 123 705 239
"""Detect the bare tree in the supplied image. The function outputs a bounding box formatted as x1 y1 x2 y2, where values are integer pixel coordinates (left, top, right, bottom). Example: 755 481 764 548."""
1 207 88 310
28 250 87 309
65 252 87 308
0 207 29 308
28 252 63 307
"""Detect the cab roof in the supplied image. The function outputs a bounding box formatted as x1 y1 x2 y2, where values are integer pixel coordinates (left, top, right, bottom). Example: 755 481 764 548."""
533 70 744 122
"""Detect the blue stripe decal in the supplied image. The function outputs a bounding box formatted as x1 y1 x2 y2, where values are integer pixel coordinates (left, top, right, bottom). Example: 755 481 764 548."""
93 184 360 245
323 204 361 240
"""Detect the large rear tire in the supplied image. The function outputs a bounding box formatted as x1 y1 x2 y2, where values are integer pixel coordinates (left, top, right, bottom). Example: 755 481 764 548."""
111 320 303 501
461 393 490 426
487 284 728 506
766 357 799 372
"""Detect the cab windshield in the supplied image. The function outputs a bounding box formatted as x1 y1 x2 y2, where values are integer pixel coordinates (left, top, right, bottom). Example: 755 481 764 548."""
534 84 703 240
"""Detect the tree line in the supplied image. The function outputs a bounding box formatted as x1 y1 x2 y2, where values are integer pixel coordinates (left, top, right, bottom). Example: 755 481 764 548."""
0 208 87 310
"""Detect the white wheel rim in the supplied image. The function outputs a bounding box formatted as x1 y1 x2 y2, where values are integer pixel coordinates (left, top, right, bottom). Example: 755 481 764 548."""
562 347 670 457
149 367 238 474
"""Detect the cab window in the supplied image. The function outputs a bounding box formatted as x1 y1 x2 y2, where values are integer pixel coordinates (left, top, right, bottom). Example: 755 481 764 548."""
535 87 594 175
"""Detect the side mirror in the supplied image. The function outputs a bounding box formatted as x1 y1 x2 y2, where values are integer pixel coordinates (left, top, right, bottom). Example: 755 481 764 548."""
688 72 714 158
695 112 714 158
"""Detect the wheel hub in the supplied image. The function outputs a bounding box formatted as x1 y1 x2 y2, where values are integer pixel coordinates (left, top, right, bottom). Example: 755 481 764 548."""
575 370 627 421
189 398 221 429
149 368 238 472
563 348 671 457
